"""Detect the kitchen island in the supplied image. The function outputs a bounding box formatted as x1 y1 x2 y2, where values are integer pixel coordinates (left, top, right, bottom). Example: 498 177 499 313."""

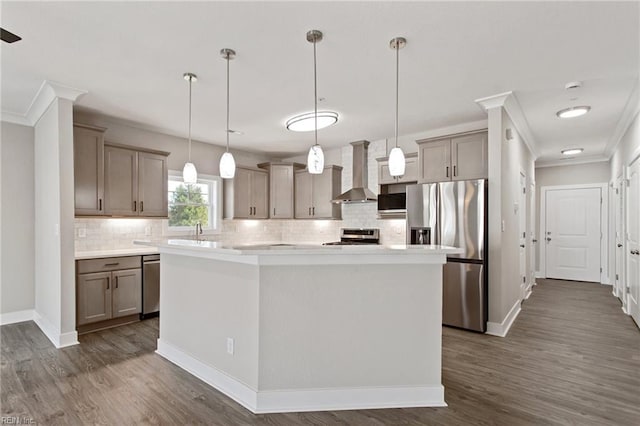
135 240 462 414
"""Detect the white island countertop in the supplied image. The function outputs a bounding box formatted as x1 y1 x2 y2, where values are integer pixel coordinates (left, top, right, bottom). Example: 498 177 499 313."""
75 247 159 260
134 239 462 265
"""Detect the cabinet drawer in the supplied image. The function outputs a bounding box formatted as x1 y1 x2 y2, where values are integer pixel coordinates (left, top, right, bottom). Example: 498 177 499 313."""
77 256 141 273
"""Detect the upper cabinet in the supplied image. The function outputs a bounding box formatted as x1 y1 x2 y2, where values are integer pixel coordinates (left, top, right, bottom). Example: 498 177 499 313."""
224 166 269 219
258 162 305 219
104 144 169 217
417 131 488 183
377 153 418 184
74 123 169 217
74 124 106 215
294 166 342 219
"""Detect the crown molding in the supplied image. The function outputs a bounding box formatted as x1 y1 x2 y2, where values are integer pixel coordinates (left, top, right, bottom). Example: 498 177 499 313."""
24 80 87 126
604 76 640 158
475 91 512 111
535 155 609 168
475 90 539 159
1 111 31 126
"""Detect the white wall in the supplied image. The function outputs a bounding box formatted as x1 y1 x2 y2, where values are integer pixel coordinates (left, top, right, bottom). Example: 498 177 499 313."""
0 122 35 316
610 111 640 179
485 109 534 330
33 98 78 346
534 161 611 272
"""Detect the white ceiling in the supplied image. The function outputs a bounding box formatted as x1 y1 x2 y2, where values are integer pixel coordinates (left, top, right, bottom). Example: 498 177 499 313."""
2 1 638 162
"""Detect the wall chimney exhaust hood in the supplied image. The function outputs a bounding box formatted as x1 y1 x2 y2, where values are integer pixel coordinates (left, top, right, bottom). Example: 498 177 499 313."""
332 140 377 204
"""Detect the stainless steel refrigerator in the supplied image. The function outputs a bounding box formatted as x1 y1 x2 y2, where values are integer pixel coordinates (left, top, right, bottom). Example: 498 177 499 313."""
406 179 488 332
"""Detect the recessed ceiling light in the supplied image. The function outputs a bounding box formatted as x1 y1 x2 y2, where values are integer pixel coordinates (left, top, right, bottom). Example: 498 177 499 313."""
286 111 338 132
556 106 591 119
561 148 584 156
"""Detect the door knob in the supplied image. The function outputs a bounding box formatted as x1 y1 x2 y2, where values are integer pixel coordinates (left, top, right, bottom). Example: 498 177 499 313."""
618 244 623 248
532 239 538 243
520 244 525 248
546 237 552 242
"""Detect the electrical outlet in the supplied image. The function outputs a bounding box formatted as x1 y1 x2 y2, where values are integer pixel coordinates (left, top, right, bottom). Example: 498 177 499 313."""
226 338 234 355
78 228 86 238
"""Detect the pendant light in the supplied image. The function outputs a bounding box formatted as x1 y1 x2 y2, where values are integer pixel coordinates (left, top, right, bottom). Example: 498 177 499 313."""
388 37 406 177
306 30 325 175
219 48 237 179
182 73 198 184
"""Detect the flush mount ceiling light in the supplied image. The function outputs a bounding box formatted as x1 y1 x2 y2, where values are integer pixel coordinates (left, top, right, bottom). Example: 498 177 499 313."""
306 29 325 174
286 111 338 132
182 72 198 184
556 106 591 119
561 148 584 156
219 48 237 179
388 36 407 177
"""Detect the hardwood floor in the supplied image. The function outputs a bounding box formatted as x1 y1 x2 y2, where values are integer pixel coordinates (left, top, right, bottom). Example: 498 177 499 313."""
2 279 639 425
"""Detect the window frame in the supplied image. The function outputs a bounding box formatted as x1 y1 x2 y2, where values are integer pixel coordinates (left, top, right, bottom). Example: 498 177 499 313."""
165 171 222 235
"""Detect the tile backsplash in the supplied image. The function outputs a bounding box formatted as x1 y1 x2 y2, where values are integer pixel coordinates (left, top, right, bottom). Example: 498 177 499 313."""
74 216 406 251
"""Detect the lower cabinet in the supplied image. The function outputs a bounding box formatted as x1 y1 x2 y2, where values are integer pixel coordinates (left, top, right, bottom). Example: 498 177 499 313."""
76 256 142 329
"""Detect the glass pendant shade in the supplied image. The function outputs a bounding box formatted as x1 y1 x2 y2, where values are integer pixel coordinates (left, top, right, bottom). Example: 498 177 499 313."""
388 147 406 176
307 145 324 174
219 152 236 179
183 162 198 184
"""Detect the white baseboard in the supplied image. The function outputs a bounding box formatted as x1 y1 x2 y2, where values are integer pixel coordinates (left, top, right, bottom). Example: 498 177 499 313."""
524 288 533 300
0 309 35 325
157 339 446 414
486 300 521 338
34 313 79 348
535 271 544 279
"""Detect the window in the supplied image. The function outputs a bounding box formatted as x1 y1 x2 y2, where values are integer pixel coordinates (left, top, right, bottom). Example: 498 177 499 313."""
167 172 222 232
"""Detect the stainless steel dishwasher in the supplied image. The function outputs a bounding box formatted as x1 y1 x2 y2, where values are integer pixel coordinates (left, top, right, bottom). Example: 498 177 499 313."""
142 254 160 319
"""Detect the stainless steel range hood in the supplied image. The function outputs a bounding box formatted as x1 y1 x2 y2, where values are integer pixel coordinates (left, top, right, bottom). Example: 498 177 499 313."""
332 140 377 204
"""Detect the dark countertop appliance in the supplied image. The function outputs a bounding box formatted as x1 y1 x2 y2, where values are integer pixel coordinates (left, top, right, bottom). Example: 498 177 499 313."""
407 179 488 332
323 228 380 245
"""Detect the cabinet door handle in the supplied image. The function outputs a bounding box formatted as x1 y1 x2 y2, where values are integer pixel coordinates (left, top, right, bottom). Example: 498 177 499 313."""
140 201 144 212
453 165 457 177
115 276 118 289
446 166 449 177
104 262 120 267
133 200 137 212
99 198 102 211
249 206 252 216
106 276 110 290
309 207 311 216
312 207 315 216
273 208 276 216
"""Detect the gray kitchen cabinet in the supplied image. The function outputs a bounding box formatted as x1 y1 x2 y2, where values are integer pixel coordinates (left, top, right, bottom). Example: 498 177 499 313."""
224 166 269 219
74 124 106 216
76 271 112 326
104 145 138 215
138 151 168 217
294 165 342 219
417 131 487 183
76 256 142 329
377 153 419 184
112 269 142 318
104 143 169 217
258 162 305 219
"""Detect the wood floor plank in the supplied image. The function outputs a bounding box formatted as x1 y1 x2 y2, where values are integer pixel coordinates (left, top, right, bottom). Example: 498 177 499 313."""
1 279 638 425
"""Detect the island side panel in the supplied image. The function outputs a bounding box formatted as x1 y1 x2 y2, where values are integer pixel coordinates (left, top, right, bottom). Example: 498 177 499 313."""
158 253 260 390
257 263 443 391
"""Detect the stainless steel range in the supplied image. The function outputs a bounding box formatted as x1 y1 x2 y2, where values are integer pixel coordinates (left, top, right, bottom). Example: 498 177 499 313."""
323 228 380 245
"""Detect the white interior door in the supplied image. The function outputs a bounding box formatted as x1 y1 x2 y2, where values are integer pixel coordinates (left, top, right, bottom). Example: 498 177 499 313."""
529 182 536 290
626 159 640 326
545 187 601 282
614 177 626 306
519 173 527 298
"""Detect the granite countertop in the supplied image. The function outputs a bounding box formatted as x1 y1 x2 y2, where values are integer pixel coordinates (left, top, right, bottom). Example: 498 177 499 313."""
75 247 159 260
